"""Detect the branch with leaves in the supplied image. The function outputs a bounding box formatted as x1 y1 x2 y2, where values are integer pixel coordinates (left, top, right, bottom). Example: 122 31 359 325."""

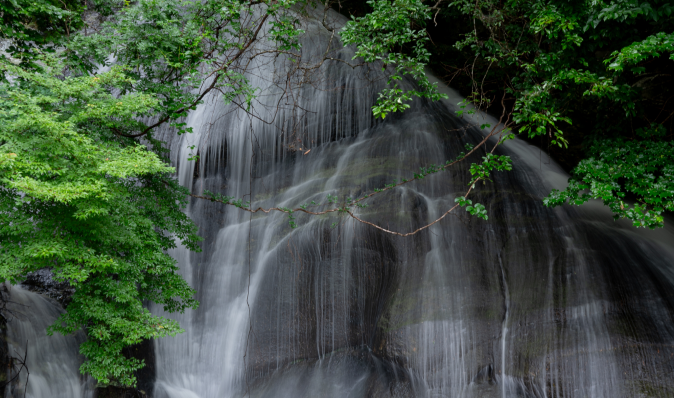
193 102 514 236
438 0 674 228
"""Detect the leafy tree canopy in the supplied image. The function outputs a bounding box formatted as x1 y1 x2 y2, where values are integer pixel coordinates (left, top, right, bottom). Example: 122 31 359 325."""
0 46 201 387
427 0 674 227
0 0 303 387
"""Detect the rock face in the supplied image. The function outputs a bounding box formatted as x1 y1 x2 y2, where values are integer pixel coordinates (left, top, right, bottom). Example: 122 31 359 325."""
147 7 674 398
123 339 157 397
20 269 75 308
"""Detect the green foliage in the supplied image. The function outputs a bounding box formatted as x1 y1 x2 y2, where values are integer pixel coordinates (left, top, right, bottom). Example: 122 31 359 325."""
454 198 488 220
450 152 512 221
203 190 250 209
0 0 86 65
441 0 674 227
0 0 323 386
66 0 306 136
607 31 674 73
589 0 673 25
469 154 513 184
545 132 674 228
0 53 200 386
341 0 448 118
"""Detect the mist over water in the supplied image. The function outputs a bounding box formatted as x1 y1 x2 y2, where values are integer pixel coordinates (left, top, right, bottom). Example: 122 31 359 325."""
6 6 674 398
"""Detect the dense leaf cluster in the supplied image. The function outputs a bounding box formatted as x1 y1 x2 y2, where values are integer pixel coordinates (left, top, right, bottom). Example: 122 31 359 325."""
0 54 200 386
1 0 85 63
1 0 308 387
423 0 674 227
341 0 448 118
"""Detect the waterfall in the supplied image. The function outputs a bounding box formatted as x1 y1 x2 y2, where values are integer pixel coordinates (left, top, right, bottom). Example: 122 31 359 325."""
145 6 674 398
3 286 94 398
5 5 674 398
146 6 674 398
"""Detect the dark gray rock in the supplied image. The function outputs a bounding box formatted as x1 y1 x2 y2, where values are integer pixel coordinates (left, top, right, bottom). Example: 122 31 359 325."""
20 269 74 308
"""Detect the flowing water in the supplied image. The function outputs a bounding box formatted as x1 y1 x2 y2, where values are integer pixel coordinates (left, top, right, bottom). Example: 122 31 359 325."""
3 286 93 398
6 6 674 398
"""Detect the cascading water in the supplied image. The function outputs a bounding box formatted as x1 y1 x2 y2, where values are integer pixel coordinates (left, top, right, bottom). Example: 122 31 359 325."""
144 6 674 397
3 286 94 398
147 6 674 398
5 5 674 398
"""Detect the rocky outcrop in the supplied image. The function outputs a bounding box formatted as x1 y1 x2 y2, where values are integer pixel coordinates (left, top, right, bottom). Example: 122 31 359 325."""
20 269 75 308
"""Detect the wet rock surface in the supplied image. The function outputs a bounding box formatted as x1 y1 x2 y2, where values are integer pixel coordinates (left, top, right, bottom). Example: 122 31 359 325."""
20 269 75 308
246 348 421 398
148 10 674 396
